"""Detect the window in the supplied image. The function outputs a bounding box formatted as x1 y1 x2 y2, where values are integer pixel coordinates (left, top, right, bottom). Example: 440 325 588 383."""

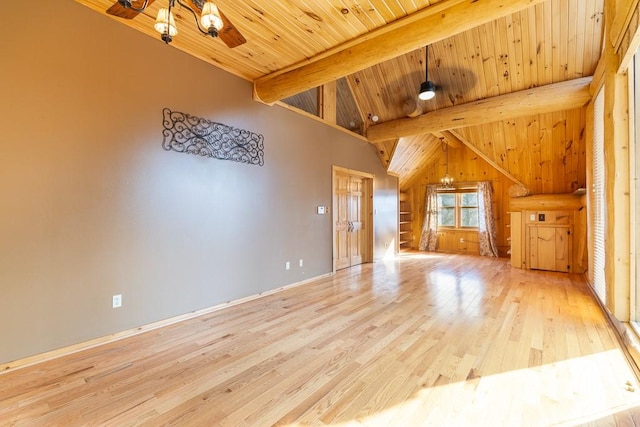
632 49 640 323
437 191 478 229
593 86 606 305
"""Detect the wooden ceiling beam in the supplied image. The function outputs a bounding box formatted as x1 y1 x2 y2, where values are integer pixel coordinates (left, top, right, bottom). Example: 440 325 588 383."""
253 0 547 104
432 131 462 149
444 130 525 187
367 77 593 142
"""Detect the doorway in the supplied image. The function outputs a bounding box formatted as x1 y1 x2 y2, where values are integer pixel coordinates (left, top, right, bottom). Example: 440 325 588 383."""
333 166 373 271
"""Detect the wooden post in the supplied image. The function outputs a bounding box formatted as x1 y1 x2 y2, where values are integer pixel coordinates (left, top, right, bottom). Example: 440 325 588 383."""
585 95 595 286
603 0 631 320
318 81 337 125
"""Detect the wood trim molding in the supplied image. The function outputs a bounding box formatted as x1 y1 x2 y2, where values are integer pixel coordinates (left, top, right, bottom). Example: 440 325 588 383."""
332 165 375 179
274 101 370 143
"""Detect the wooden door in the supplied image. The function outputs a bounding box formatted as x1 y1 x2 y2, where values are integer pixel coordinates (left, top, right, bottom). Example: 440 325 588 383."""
334 173 351 270
333 170 369 270
528 225 571 272
348 177 364 266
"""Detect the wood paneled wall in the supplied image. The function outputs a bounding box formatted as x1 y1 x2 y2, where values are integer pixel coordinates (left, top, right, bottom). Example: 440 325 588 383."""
456 109 587 194
406 145 514 256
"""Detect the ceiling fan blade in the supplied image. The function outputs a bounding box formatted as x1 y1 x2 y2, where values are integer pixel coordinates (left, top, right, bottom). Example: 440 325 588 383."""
218 9 246 48
106 0 156 19
184 1 246 48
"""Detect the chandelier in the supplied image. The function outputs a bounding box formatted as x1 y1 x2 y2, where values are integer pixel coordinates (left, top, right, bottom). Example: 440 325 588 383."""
440 142 454 189
116 0 224 44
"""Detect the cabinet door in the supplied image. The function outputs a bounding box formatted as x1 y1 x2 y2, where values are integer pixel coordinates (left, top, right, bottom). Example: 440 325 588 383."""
528 225 571 272
552 226 571 272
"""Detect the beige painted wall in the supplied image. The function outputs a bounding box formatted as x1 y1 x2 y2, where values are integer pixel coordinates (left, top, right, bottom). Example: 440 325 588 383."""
0 0 398 364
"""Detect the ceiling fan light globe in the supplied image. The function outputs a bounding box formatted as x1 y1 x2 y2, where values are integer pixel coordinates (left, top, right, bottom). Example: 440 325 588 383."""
154 8 178 37
418 81 436 100
201 2 224 31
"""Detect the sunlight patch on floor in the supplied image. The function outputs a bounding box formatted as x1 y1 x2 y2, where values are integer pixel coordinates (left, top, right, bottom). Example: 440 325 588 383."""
286 349 640 426
399 252 444 260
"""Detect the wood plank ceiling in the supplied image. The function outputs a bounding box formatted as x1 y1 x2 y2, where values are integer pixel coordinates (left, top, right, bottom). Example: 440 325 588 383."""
74 0 604 194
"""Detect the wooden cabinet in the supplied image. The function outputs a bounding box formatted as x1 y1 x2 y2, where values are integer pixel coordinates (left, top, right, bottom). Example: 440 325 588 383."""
525 211 572 272
399 193 413 251
509 194 585 274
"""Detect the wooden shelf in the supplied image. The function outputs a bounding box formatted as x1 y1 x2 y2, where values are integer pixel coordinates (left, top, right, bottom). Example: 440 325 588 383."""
399 194 413 249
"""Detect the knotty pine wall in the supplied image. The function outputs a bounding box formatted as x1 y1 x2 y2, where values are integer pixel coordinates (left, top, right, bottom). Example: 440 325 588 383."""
405 107 588 256
457 110 588 194
0 1 398 364
404 146 514 257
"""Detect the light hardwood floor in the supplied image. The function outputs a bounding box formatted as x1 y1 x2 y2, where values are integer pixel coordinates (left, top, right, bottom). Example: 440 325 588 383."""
2 253 640 426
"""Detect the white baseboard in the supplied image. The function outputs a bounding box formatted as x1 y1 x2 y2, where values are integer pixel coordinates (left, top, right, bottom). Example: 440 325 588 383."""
0 272 334 375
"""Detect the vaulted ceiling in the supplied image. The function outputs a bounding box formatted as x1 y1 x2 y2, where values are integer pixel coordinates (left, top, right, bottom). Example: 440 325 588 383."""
75 0 604 193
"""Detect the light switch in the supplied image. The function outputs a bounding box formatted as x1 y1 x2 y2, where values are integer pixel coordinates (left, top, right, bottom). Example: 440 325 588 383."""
529 214 536 221
317 206 326 215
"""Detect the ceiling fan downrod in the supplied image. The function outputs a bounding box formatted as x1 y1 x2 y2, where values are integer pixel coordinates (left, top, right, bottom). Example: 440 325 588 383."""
418 45 437 101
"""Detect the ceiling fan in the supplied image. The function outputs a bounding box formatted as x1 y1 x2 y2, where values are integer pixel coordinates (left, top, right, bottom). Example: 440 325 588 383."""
107 0 246 48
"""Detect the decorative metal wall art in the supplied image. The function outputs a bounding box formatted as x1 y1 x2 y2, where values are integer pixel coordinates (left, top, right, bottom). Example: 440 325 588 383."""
162 108 264 166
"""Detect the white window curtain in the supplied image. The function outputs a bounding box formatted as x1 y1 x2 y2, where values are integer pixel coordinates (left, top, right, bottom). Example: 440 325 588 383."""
477 181 499 257
419 184 438 251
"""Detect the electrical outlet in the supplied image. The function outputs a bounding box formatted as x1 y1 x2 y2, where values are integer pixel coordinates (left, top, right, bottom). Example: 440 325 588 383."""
112 294 122 308
285 261 290 270
299 259 303 267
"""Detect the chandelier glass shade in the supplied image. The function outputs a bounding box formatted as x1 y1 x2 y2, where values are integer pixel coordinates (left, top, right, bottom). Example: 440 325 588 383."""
154 8 178 38
120 0 224 44
200 2 223 32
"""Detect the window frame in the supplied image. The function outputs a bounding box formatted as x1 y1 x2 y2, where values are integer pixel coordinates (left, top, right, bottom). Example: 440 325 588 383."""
436 189 479 230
